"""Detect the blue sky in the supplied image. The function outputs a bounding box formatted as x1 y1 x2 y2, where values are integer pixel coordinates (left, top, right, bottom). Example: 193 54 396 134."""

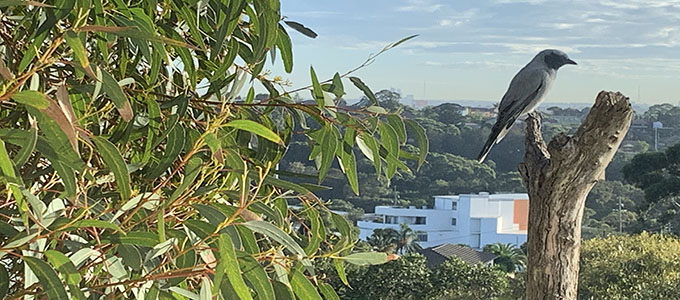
267 0 680 105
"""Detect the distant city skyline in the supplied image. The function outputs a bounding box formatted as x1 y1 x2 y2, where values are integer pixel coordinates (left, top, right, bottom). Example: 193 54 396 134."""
263 0 680 105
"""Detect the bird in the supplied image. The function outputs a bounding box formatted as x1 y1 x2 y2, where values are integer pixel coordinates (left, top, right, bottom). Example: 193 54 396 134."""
477 49 576 162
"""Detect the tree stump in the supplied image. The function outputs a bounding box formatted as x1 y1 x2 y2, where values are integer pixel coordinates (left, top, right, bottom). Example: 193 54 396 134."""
519 91 633 300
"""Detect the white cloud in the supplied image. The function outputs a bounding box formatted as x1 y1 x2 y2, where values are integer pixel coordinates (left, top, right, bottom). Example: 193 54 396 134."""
396 0 444 12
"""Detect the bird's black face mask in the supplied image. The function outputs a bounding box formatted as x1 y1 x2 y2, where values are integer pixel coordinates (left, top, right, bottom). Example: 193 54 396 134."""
544 53 577 70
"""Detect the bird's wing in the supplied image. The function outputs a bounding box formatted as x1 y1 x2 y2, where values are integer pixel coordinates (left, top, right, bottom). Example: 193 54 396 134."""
497 66 548 117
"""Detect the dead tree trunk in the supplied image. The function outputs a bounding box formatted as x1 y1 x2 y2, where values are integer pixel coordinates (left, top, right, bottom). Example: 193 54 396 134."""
519 91 633 300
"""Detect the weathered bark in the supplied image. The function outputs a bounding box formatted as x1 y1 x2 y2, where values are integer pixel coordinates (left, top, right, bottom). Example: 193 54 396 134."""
519 91 633 300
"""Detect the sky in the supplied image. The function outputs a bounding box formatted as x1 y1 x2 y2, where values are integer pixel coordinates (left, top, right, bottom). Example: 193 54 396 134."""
264 0 680 105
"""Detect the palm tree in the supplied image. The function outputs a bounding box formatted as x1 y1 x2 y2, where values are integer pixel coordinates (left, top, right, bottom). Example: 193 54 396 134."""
395 223 423 254
367 228 399 253
483 242 526 272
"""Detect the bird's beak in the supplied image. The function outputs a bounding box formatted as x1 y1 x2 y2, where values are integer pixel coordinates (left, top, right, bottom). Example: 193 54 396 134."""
566 59 577 65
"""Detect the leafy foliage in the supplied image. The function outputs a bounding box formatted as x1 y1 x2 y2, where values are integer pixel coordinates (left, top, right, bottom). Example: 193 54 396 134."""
0 1 424 299
579 233 680 299
482 243 526 273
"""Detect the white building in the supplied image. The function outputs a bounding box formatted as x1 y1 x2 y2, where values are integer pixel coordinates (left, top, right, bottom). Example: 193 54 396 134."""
358 193 529 249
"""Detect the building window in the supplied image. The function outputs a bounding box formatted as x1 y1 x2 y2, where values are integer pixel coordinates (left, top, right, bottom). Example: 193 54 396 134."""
417 233 428 242
451 218 457 226
452 201 457 210
415 216 426 224
385 216 397 224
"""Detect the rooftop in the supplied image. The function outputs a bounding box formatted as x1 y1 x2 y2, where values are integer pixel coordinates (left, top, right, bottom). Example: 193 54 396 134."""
418 243 497 268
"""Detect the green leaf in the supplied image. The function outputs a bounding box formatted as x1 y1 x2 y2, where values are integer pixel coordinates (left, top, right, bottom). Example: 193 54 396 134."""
404 119 429 170
0 1 54 8
45 250 86 300
329 72 345 98
184 219 216 239
289 269 323 300
237 252 275 300
276 24 293 73
356 133 381 176
23 257 69 300
147 124 185 178
0 263 8 299
104 231 159 247
349 77 377 105
79 25 197 49
168 157 202 202
64 30 93 77
92 136 131 202
65 219 123 233
338 127 359 195
309 66 324 109
216 234 253 300
271 280 295 300
117 244 142 271
318 282 340 300
11 90 50 109
243 220 305 256
100 69 133 121
303 205 324 256
386 115 406 144
283 20 317 38
318 124 339 184
334 259 349 286
225 120 282 145
12 127 37 166
343 252 388 266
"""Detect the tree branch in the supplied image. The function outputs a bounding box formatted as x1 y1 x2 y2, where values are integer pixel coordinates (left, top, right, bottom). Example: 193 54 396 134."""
522 91 633 300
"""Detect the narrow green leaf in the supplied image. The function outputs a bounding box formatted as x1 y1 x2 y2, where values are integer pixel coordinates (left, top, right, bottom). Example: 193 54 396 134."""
404 119 429 170
11 90 50 109
64 30 92 76
200 277 212 300
104 231 159 247
356 133 381 176
318 125 339 184
100 69 133 121
329 72 344 98
225 120 282 145
216 234 253 300
283 20 317 38
168 157 202 202
0 1 54 8
65 219 123 233
338 128 359 195
309 66 324 108
289 269 323 300
386 115 406 144
303 205 324 256
147 124 185 178
318 282 340 300
349 77 377 105
13 127 37 166
243 220 305 256
92 136 131 202
45 250 86 300
276 24 293 73
237 252 275 300
79 25 197 49
271 280 295 300
184 219 216 239
343 252 388 266
0 263 8 299
23 257 69 300
117 244 142 271
333 259 349 286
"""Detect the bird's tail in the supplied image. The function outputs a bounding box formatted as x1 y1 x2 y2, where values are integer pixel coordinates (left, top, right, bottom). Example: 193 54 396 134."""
477 118 514 163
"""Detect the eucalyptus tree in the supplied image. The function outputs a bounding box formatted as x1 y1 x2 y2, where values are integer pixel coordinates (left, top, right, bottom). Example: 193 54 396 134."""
0 1 425 299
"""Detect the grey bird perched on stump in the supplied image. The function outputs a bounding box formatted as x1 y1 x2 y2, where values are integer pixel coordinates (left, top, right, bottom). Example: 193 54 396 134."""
477 49 576 162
